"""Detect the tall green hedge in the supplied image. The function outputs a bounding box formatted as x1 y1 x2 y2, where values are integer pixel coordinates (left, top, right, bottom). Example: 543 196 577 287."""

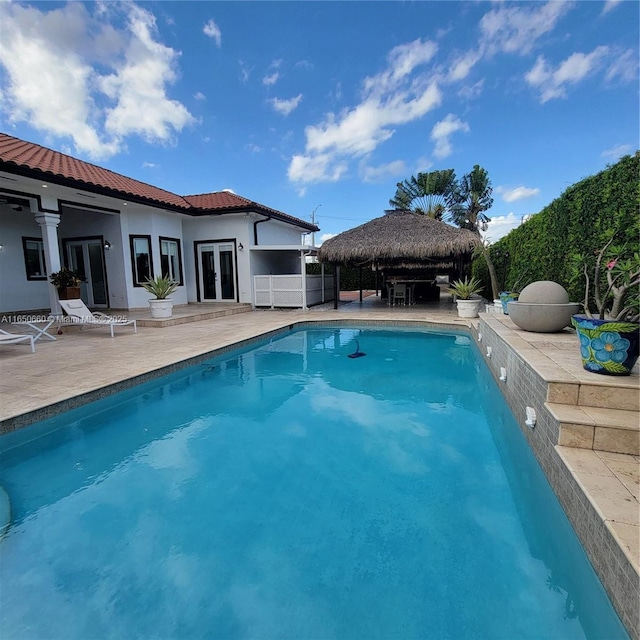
472 152 640 302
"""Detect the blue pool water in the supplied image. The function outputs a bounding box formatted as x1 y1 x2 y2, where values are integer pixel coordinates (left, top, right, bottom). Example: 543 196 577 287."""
0 327 629 640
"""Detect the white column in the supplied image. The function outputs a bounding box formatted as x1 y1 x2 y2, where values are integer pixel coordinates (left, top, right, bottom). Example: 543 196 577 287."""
34 212 62 314
301 250 308 310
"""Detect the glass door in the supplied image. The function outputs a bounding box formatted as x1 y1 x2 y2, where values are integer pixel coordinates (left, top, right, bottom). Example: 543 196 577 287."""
66 239 107 307
197 242 236 302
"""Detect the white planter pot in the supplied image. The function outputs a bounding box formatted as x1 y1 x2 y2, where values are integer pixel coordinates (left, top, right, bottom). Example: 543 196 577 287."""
456 299 483 318
148 298 173 319
485 300 503 315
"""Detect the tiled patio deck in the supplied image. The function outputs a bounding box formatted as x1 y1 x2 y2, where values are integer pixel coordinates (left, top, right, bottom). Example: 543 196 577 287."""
1 292 638 637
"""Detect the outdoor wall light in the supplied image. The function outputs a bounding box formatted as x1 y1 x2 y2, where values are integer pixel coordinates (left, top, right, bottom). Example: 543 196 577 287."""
238 243 244 250
499 367 507 382
0 243 3 251
104 240 112 250
486 346 492 358
525 407 537 429
477 333 482 342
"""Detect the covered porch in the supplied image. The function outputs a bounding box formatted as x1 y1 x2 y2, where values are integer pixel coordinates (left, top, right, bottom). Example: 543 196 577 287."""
251 245 334 309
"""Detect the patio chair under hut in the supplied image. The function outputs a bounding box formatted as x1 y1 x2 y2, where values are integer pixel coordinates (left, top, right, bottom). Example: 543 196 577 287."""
317 210 481 307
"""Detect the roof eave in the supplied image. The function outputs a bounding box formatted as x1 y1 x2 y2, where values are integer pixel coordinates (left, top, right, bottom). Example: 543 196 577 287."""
189 204 319 231
0 161 191 212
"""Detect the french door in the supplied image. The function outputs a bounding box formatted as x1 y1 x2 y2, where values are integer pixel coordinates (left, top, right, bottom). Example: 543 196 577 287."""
197 242 236 302
65 238 108 307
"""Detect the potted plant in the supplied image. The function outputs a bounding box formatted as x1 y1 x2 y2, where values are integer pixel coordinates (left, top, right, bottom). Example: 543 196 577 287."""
570 238 639 375
142 275 179 319
448 276 484 318
499 274 530 315
50 267 82 300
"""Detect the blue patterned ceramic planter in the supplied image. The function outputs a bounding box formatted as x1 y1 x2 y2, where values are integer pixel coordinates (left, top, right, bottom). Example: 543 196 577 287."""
499 291 519 315
571 315 640 376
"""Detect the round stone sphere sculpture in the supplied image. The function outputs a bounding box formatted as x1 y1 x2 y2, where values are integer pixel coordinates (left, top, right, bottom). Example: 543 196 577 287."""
507 281 579 333
519 281 569 304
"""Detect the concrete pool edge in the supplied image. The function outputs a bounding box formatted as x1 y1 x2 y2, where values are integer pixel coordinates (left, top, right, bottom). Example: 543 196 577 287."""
475 316 639 640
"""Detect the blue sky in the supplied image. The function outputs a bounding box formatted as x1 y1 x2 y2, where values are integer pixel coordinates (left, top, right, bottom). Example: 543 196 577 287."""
0 1 637 244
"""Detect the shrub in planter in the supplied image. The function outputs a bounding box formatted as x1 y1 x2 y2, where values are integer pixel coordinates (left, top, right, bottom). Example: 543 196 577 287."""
570 238 639 375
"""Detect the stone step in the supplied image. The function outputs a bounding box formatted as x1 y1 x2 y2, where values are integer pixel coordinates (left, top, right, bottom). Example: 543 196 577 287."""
546 402 640 455
577 380 639 412
136 304 253 328
548 379 639 412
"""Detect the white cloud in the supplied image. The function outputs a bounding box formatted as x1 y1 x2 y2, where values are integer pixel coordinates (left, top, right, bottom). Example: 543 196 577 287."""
482 213 522 243
269 94 303 116
458 79 484 100
602 0 622 14
238 60 251 83
479 1 574 56
525 46 608 103
262 59 282 86
414 157 433 173
245 142 262 153
194 91 206 101
319 233 337 246
430 114 469 159
288 153 348 184
499 186 540 202
0 2 194 160
605 49 638 83
141 161 157 168
203 19 221 47
288 38 440 184
360 160 406 183
447 50 481 82
262 71 280 86
100 5 196 143
601 144 633 160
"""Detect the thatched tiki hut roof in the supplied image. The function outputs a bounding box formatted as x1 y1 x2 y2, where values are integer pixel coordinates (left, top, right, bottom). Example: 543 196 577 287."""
317 210 481 267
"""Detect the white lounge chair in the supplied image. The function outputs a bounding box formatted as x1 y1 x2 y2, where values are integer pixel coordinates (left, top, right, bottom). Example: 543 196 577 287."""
58 299 137 338
0 328 35 353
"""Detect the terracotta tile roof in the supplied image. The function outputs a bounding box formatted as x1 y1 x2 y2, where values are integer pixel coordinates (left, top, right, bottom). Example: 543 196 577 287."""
0 132 318 230
183 191 254 209
0 132 189 208
183 191 317 229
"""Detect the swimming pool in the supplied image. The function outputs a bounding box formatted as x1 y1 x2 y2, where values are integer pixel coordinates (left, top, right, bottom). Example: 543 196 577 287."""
0 327 629 639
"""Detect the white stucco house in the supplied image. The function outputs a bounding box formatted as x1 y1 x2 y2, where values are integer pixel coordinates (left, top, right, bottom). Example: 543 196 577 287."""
0 132 332 314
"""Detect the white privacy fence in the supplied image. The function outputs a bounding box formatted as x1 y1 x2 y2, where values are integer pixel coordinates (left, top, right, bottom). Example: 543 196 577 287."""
254 274 334 308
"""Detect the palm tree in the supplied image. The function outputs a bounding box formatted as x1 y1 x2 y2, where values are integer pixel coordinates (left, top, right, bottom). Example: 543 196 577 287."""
449 165 493 232
388 169 457 219
450 165 499 299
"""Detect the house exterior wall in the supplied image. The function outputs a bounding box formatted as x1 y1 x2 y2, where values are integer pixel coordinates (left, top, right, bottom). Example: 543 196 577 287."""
120 207 188 309
182 213 251 303
58 206 127 309
0 207 50 312
182 213 306 305
255 219 304 245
